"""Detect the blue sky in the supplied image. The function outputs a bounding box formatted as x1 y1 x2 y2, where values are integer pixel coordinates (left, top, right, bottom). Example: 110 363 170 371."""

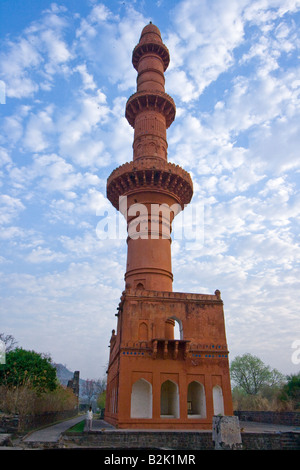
0 0 300 380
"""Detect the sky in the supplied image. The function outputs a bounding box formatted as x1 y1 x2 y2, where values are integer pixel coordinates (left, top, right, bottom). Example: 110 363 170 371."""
0 0 300 381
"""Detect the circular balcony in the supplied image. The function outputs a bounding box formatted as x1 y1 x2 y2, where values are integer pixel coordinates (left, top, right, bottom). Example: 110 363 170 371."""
132 40 170 72
107 158 193 210
125 91 176 129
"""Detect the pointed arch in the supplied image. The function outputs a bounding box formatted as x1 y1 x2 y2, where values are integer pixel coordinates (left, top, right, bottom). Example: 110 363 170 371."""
187 381 206 418
160 380 180 418
130 379 152 418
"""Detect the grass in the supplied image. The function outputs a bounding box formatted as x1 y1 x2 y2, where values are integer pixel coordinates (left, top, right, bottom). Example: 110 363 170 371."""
67 419 85 432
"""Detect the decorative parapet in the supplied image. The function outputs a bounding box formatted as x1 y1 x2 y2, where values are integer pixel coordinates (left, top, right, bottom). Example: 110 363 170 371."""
123 287 223 303
107 158 193 209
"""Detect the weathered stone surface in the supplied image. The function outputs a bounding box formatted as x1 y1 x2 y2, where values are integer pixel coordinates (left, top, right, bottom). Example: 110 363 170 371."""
0 434 13 446
212 415 242 450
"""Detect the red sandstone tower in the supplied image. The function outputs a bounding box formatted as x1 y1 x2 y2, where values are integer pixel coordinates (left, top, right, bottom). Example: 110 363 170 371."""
105 23 233 429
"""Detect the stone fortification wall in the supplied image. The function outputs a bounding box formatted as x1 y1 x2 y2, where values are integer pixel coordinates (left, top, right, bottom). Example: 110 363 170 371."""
234 410 300 426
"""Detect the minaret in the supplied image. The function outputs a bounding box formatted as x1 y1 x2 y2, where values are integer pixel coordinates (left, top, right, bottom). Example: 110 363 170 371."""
107 23 193 292
105 24 233 430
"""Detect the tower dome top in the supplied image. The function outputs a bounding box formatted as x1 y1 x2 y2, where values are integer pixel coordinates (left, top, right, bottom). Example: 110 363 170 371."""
132 23 169 71
139 22 162 45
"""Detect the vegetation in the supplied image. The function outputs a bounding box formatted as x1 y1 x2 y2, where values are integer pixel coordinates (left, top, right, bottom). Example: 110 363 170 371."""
0 382 78 416
97 390 106 410
279 373 300 410
81 377 106 405
67 419 85 433
0 333 18 353
0 336 78 427
0 348 57 393
230 353 299 411
230 353 285 395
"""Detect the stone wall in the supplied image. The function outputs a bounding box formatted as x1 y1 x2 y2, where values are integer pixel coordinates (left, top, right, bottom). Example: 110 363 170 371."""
64 430 214 450
0 409 78 432
63 429 300 450
234 410 300 426
241 432 300 450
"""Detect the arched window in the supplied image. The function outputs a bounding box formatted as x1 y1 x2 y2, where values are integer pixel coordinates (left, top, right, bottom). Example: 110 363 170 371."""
213 385 224 416
173 319 182 340
160 380 180 418
187 381 206 418
164 317 183 340
130 379 152 418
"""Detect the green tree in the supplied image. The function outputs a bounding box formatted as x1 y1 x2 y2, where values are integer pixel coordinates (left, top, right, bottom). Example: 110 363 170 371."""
97 390 106 410
280 373 300 409
0 348 57 393
230 353 285 395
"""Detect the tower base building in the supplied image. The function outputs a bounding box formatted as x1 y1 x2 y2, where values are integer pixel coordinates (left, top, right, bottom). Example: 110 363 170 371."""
105 24 233 429
105 289 232 429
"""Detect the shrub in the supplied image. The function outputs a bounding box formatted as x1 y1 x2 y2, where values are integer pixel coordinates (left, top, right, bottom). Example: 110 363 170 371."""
0 348 57 393
279 373 300 410
0 384 77 417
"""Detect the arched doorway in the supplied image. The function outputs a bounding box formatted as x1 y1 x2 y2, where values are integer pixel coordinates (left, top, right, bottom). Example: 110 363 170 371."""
160 380 180 418
130 379 152 418
187 381 206 418
164 317 183 340
213 385 224 415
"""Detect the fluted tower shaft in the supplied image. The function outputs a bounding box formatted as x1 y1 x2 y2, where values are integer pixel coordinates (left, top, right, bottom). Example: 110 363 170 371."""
107 23 193 291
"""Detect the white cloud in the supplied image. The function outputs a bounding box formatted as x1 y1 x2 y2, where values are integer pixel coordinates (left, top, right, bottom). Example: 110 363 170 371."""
0 147 12 167
74 63 97 90
165 0 246 101
41 29 72 65
0 6 73 99
1 0 300 379
0 195 25 225
76 4 148 90
8 152 102 201
23 105 55 152
26 246 67 264
57 89 110 167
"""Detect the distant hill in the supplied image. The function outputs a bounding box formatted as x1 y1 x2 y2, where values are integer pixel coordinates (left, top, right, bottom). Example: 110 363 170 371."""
54 363 86 397
54 363 106 405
